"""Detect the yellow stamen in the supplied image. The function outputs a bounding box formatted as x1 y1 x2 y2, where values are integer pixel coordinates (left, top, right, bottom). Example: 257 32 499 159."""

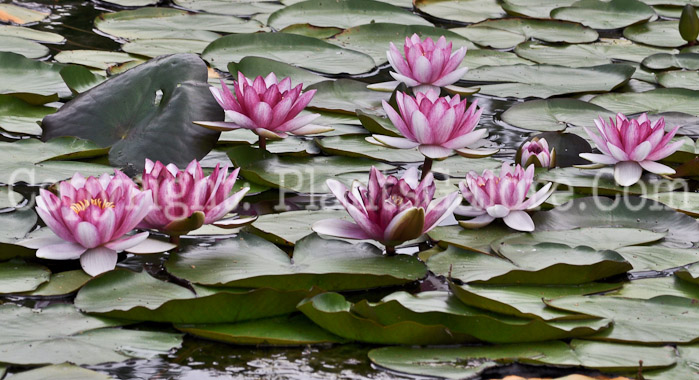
70 198 115 214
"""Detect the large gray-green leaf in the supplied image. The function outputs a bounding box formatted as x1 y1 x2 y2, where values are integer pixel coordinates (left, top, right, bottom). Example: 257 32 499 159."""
463 64 634 98
0 303 182 365
307 79 389 115
268 0 431 30
246 209 352 246
0 25 64 43
166 233 426 291
657 70 699 90
0 35 48 59
0 209 38 260
227 57 326 88
8 364 111 380
94 7 265 41
452 19 597 49
54 50 139 71
535 167 685 196
0 260 50 294
173 0 284 15
22 269 92 296
514 40 673 67
643 53 699 70
428 224 513 254
414 0 505 23
501 98 615 131
326 23 472 65
318 135 423 162
0 4 48 25
75 269 311 323
121 38 211 58
547 295 699 343
0 94 54 135
492 228 664 251
0 52 71 103
41 54 222 170
427 243 632 285
616 245 699 271
202 32 376 75
500 0 578 18
550 0 655 29
624 20 686 48
590 88 699 116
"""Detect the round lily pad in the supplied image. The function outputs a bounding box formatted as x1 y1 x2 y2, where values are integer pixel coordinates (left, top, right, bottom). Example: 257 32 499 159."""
642 53 699 70
657 70 699 90
624 20 686 48
318 135 423 162
514 40 673 67
414 0 506 24
550 0 656 30
462 49 534 68
54 50 141 70
268 0 432 30
307 79 389 115
590 88 699 116
493 228 664 252
0 35 48 59
0 94 55 135
0 52 71 102
202 32 376 75
0 260 50 294
0 4 48 25
227 57 327 88
452 19 597 49
245 209 353 246
8 364 111 380
500 98 615 132
0 25 64 43
616 245 699 271
173 0 285 15
121 38 211 58
22 270 92 296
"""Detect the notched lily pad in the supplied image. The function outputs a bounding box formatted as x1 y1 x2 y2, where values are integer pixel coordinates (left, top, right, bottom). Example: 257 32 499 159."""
453 18 597 49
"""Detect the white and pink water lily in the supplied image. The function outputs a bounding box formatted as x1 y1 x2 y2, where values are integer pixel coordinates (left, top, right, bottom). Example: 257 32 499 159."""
518 137 555 168
313 167 460 253
196 73 331 148
580 113 682 186
137 159 253 236
367 90 496 160
387 34 468 93
457 163 552 232
23 172 154 276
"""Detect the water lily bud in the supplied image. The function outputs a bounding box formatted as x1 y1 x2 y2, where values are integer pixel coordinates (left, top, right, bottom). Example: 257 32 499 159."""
517 137 556 168
680 4 699 42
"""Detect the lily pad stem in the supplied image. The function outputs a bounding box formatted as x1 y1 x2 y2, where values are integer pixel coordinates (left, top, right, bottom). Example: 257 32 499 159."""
421 157 433 180
258 135 267 151
385 245 397 256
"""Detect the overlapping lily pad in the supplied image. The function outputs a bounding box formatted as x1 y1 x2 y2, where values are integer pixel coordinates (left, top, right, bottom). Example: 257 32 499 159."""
642 53 699 70
414 0 505 24
54 50 140 71
0 52 71 103
0 94 54 135
0 209 38 260
173 0 285 15
0 303 182 365
590 88 699 116
0 35 48 59
0 25 63 43
452 19 597 49
318 135 423 162
268 0 432 30
514 40 673 67
428 224 514 254
7 364 112 380
463 64 634 98
22 270 92 296
550 0 656 29
675 263 699 286
624 20 686 48
492 228 664 251
657 70 699 90
202 32 376 75
616 245 699 271
0 260 50 294
535 167 685 195
166 233 427 291
42 54 222 169
0 4 48 25
500 98 615 131
121 38 211 58
307 79 389 115
245 209 351 246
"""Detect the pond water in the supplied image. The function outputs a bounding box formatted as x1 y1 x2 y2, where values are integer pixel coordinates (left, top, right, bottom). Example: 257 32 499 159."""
1 0 698 379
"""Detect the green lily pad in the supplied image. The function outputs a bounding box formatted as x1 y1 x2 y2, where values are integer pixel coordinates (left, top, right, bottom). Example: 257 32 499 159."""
42 54 222 170
675 263 699 286
22 269 92 296
452 19 597 49
227 145 392 194
642 191 699 217
317 135 423 163
0 94 54 135
501 0 578 17
550 0 655 30
0 52 71 103
590 88 699 116
450 281 622 321
547 295 699 343
245 209 352 246
616 245 699 271
8 364 111 380
368 340 675 379
0 208 38 261
1 137 107 163
355 291 610 343
431 156 503 178
644 344 699 380
0 35 48 59
298 292 473 345
500 98 615 132
75 269 312 323
174 0 284 15
428 224 513 254
658 70 699 90
461 49 534 68
514 40 673 67
463 64 634 98
202 32 376 75
227 57 326 88
0 4 48 25
643 53 699 70
59 65 106 95
428 243 632 285
0 25 64 43
307 79 389 115
121 38 211 58
414 0 505 24
0 303 182 365
176 314 347 346
268 0 431 30
326 23 473 65
535 167 684 196
612 276 699 300
0 160 114 186
95 7 265 41
166 233 427 291
492 228 664 251
0 260 50 294
0 187 22 209
624 20 686 48
54 50 139 71
533 196 699 247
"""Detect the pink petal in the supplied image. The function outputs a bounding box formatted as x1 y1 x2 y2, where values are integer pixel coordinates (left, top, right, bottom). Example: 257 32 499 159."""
431 66 468 87
412 55 434 83
104 231 150 252
36 241 87 260
312 219 372 240
579 153 618 165
75 222 101 248
203 188 248 224
371 135 420 149
486 205 510 218
224 110 257 129
614 161 643 186
442 129 486 149
639 161 675 175
629 141 652 161
80 246 118 277
419 145 453 159
503 210 535 232
389 71 421 87
423 191 461 232
606 142 629 161
459 214 495 229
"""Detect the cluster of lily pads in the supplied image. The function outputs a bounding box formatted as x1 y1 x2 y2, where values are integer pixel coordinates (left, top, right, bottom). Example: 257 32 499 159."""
1 0 699 379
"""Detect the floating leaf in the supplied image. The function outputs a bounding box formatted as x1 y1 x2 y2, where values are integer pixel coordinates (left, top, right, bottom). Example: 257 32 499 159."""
0 35 48 59
245 209 352 246
624 20 686 48
0 4 48 25
8 364 111 380
227 57 326 88
675 263 699 286
307 79 389 115
59 65 106 95
463 64 634 98
0 209 38 261
173 0 284 15
166 233 426 291
657 70 699 90
616 245 699 271
500 98 615 132
318 135 423 163
428 224 513 254
535 167 684 196
54 50 139 71
492 228 664 251
42 54 222 170
514 40 672 67
550 0 655 29
0 25 64 43
414 0 505 24
642 53 699 70
0 94 54 135
0 260 50 294
202 32 376 75
590 88 699 116
642 191 699 217
22 270 92 296
612 276 699 300
121 38 211 58
452 19 597 49
0 52 70 103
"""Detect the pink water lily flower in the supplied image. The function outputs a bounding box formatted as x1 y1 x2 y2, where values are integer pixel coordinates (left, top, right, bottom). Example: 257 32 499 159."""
387 34 468 93
138 159 252 236
367 90 492 160
457 163 552 232
27 172 153 276
196 73 331 149
580 113 682 186
313 167 461 254
518 137 555 168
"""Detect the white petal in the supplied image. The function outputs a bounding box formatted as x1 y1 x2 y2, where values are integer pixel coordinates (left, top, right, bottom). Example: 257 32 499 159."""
36 242 87 260
125 238 177 254
503 211 535 232
372 135 420 149
454 205 486 217
614 161 643 187
80 247 118 277
104 232 150 252
486 205 510 218
312 219 372 240
579 153 618 165
418 145 453 159
458 214 495 229
639 161 676 175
